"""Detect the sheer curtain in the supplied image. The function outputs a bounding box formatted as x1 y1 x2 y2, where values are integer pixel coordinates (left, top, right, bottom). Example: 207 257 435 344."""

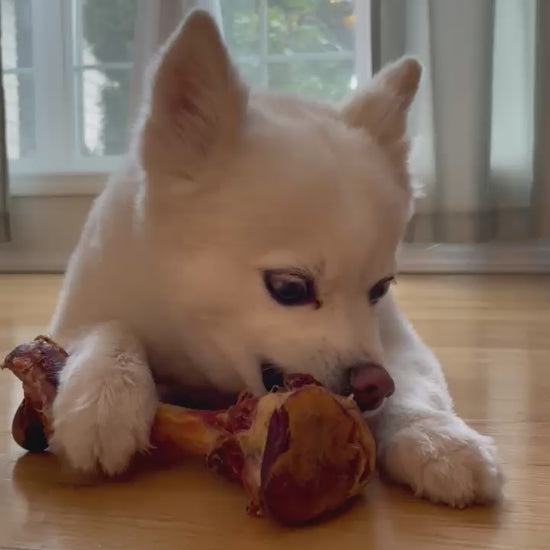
0 3 10 243
127 0 550 271
371 0 549 247
534 0 550 240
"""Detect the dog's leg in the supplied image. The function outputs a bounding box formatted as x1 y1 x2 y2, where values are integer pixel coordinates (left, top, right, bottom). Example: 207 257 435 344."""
50 322 157 475
375 293 503 507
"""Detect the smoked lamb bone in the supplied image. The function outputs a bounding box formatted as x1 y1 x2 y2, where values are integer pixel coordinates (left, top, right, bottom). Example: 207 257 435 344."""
2 336 376 524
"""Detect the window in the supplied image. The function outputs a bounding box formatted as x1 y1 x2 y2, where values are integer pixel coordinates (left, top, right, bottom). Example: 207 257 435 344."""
1 0 138 178
74 0 137 157
220 0 359 102
2 0 34 161
1 0 369 188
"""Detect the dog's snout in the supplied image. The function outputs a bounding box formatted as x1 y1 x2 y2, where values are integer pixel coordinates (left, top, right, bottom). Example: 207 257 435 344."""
347 362 395 412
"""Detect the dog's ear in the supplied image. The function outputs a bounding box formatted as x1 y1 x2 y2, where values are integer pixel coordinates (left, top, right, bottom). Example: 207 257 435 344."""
342 57 421 179
141 10 248 176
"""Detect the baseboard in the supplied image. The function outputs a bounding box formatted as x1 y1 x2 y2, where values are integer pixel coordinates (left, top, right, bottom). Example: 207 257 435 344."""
399 243 550 273
0 260 65 273
6 245 550 275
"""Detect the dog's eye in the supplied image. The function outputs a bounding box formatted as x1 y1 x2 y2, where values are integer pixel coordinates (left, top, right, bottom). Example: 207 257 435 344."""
368 276 394 305
263 270 316 307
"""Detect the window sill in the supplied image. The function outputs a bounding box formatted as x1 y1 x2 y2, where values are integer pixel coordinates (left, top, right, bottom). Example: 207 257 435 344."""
8 156 121 196
10 173 107 197
9 155 121 175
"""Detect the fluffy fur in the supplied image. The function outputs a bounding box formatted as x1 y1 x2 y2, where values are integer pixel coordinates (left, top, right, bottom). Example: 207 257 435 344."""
49 11 502 506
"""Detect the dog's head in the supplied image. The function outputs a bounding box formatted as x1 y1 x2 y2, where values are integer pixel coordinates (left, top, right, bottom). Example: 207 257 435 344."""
137 11 421 410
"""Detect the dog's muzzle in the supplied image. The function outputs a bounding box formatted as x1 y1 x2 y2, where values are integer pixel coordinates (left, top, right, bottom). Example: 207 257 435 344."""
346 362 395 412
260 360 395 412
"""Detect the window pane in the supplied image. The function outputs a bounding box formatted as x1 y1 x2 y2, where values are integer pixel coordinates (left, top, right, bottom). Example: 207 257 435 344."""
221 1 357 101
78 68 131 156
1 0 33 70
268 59 354 102
221 0 261 57
236 60 264 89
80 0 138 64
3 72 35 159
267 0 354 55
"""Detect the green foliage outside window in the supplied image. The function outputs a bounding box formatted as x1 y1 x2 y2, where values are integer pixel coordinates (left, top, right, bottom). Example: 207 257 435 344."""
82 0 354 154
222 0 355 102
82 0 136 155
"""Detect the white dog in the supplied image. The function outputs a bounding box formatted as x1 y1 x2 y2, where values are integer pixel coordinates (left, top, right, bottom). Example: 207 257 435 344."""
48 11 502 508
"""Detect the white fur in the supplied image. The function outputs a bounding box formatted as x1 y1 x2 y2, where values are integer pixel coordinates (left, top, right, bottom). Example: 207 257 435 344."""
50 322 157 475
375 294 503 506
48 10 502 505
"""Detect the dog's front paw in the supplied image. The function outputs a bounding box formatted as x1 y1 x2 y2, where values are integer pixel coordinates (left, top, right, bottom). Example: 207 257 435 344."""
379 415 503 508
50 332 157 475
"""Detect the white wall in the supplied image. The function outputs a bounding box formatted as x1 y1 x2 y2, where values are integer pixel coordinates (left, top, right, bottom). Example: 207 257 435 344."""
0 195 92 272
1 196 549 274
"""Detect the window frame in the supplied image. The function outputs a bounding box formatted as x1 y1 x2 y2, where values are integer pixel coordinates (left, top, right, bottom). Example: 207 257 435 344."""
8 0 372 197
8 0 132 196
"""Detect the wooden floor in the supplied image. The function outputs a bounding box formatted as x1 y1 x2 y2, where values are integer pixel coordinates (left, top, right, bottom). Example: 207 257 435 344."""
1 274 550 550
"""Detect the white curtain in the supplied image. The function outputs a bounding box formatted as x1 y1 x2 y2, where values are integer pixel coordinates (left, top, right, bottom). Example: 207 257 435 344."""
0 3 9 243
127 0 549 246
372 0 545 244
533 0 550 239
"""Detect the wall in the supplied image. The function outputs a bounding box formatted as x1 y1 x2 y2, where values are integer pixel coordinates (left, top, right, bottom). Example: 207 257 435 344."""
0 196 93 272
1 196 549 274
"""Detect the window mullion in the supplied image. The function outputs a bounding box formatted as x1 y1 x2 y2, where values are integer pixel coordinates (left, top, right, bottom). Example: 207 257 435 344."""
353 0 373 87
61 0 77 164
259 0 269 88
72 0 86 158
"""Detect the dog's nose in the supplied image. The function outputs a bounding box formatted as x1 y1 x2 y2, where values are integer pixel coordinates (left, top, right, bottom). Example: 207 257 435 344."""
347 363 395 412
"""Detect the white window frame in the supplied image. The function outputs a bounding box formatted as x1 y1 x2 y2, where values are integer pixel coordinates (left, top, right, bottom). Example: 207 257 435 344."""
9 0 371 197
9 0 132 196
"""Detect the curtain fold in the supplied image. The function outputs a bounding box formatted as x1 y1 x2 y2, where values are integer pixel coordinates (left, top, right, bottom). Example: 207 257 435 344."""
128 0 548 247
0 3 11 243
429 0 495 243
533 0 550 239
372 0 541 244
